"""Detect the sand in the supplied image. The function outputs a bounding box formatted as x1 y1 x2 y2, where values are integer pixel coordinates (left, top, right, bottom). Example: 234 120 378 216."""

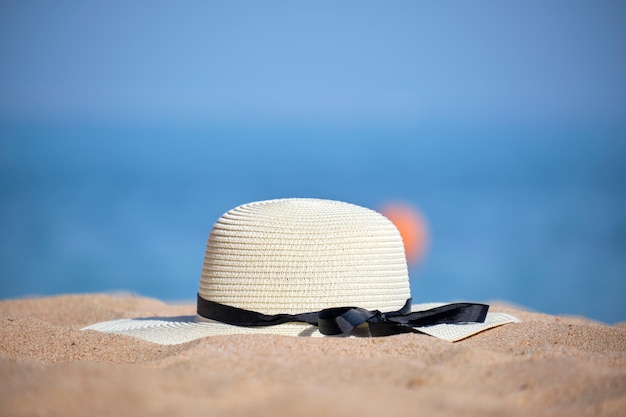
1 294 624 417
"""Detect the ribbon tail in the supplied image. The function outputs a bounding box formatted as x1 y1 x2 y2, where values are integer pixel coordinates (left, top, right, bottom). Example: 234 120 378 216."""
395 303 490 329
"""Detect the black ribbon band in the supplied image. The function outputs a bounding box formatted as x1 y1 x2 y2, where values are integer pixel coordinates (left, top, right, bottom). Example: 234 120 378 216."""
197 293 489 336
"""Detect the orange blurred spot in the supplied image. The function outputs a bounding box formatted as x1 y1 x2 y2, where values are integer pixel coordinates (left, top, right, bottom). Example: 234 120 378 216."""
379 203 428 266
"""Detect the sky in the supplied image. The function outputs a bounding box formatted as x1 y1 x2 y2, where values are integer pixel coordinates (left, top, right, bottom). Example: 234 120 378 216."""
1 1 625 128
1 2 626 322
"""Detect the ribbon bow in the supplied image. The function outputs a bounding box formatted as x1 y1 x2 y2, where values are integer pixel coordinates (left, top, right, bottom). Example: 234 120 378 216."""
197 294 489 336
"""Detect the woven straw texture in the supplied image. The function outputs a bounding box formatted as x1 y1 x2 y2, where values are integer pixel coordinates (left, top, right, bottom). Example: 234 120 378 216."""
82 198 520 344
83 306 520 345
198 198 411 315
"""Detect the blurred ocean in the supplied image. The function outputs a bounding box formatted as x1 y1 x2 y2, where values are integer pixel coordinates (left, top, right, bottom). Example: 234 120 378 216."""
1 122 625 323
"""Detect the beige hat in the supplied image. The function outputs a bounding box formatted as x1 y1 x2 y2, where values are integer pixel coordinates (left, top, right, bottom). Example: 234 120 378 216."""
83 198 519 344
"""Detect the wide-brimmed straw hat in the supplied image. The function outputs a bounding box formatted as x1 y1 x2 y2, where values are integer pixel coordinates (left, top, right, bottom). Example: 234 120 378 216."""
83 198 519 344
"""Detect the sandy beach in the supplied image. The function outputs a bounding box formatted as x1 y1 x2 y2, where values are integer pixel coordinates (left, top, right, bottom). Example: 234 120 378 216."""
1 294 624 417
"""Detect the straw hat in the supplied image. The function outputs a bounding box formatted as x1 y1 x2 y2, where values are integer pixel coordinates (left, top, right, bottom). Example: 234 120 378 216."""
83 198 519 344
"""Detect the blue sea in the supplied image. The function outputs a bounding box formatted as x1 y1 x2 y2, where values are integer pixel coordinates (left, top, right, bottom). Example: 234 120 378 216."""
1 122 625 323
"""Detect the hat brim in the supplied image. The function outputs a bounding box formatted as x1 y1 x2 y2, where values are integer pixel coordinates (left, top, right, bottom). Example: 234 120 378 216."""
82 302 520 345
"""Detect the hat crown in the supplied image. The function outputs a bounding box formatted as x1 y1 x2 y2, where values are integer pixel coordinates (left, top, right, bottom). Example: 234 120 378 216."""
199 198 410 314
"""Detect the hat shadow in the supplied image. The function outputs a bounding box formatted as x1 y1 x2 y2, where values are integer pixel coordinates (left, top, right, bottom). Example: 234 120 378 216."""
132 315 197 323
128 316 390 338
